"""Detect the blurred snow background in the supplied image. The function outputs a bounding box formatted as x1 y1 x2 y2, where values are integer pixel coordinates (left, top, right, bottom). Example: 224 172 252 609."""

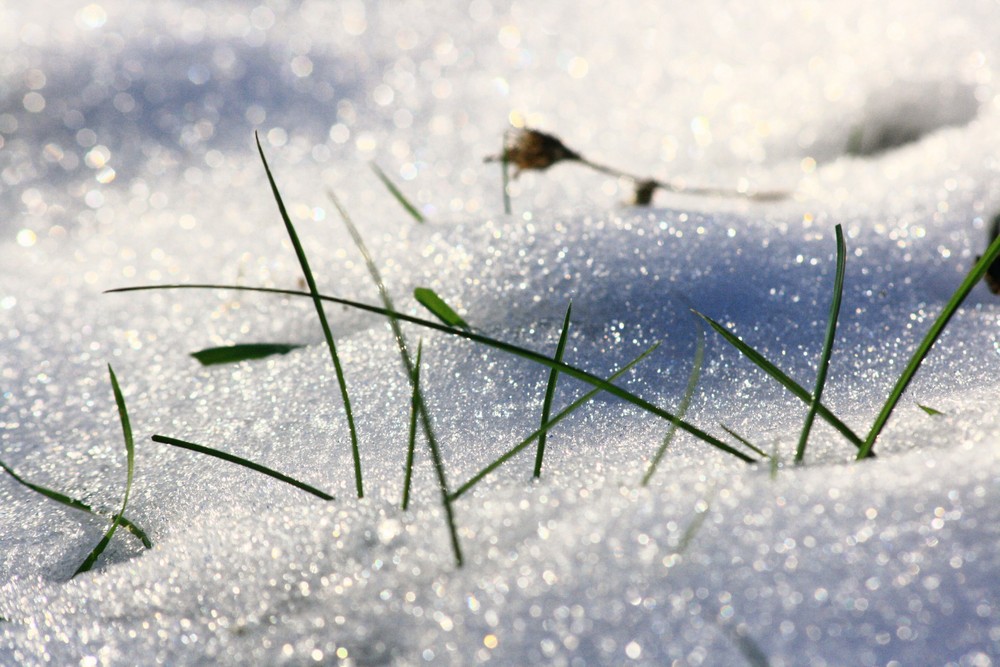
1 0 999 665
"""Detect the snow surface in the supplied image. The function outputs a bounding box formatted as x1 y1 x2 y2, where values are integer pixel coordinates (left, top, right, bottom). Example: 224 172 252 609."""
2 0 1000 665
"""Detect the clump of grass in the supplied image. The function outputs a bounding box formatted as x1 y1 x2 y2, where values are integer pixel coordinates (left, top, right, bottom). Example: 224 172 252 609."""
486 127 789 205
328 189 463 567
74 365 139 577
112 281 755 464
256 133 364 498
700 222 1000 461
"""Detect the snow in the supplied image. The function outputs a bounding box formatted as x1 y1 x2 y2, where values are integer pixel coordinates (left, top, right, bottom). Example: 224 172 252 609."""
2 0 999 664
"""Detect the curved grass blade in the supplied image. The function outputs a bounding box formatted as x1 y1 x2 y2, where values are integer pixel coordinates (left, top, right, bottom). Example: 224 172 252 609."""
370 162 425 223
450 342 660 501
329 191 462 566
534 303 572 479
795 224 846 463
642 325 705 486
0 458 151 549
191 343 304 366
152 435 334 500
414 287 471 331
256 133 363 498
402 341 423 511
858 230 1000 459
108 283 752 463
718 424 768 460
74 365 137 577
694 310 864 452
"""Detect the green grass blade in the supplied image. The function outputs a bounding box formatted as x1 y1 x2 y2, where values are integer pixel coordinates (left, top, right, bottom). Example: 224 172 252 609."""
402 341 423 511
918 404 945 416
190 343 304 366
642 325 705 486
256 133 363 498
450 342 660 501
534 303 572 479
795 224 846 463
0 459 151 549
718 424 769 460
414 287 471 331
329 191 462 566
694 310 864 452
369 162 425 223
108 283 752 463
858 231 1000 459
74 365 137 577
152 435 334 500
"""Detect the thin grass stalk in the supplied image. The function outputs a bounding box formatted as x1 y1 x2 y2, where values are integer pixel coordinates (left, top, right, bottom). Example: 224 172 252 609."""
109 283 753 463
694 310 864 451
642 326 705 486
450 343 659 501
795 224 846 463
74 365 137 577
152 435 334 500
369 162 425 223
0 458 151 548
402 341 423 510
858 230 1000 459
329 192 462 566
255 134 363 498
718 424 769 460
534 303 572 478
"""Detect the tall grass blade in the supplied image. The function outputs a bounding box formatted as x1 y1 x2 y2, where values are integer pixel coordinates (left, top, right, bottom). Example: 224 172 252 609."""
642 326 705 486
74 365 137 577
795 224 846 463
109 283 753 462
402 341 423 511
718 424 769 460
191 343 304 366
329 193 462 566
450 343 659 501
152 435 334 500
694 310 864 452
414 287 471 331
255 133 363 498
0 458 152 549
534 303 572 478
369 162 425 223
858 230 1000 459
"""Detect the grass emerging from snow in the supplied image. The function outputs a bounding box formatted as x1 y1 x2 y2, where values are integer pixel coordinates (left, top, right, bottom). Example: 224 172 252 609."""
98 137 1000 570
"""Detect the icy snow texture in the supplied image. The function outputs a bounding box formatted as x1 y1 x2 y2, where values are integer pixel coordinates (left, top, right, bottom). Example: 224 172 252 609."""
2 0 1000 665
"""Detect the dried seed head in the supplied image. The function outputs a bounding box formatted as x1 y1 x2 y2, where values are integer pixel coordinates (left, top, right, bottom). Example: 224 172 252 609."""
632 179 659 206
486 128 582 176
